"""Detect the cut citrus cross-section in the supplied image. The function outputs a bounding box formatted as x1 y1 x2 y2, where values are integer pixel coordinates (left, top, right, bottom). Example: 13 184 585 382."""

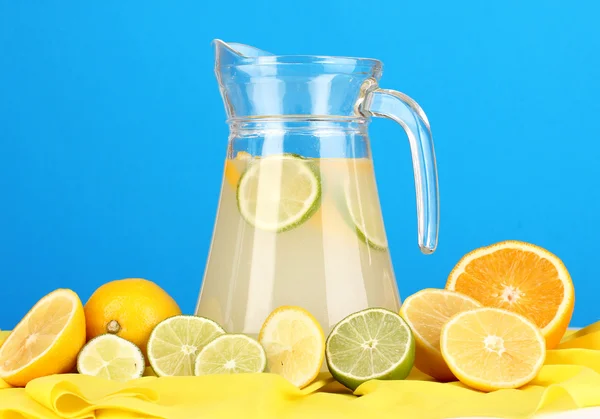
258 306 325 389
446 240 574 349
77 334 145 382
440 307 546 392
399 288 482 381
0 331 11 349
147 315 225 377
0 289 86 386
194 334 267 376
237 155 321 233
344 170 388 250
326 308 415 391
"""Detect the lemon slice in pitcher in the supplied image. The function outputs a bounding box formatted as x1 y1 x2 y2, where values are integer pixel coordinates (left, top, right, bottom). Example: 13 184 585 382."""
237 155 321 232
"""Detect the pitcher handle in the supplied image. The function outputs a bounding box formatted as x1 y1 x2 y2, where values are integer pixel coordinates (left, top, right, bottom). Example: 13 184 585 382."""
359 79 439 254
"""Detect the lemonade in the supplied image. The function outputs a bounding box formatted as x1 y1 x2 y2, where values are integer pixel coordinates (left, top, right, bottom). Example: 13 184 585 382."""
195 155 400 338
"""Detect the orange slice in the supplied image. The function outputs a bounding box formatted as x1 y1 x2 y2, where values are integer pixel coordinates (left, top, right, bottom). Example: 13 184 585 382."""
446 240 574 349
0 289 86 386
224 151 252 188
399 288 482 381
440 307 546 392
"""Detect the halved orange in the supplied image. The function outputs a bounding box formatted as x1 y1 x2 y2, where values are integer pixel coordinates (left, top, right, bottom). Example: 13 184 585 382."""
446 240 574 349
440 307 546 392
399 288 482 381
0 289 86 386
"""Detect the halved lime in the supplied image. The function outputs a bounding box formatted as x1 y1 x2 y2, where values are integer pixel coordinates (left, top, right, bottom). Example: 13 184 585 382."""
77 334 145 382
325 308 415 390
237 154 321 232
344 176 388 250
194 334 267 376
146 315 225 377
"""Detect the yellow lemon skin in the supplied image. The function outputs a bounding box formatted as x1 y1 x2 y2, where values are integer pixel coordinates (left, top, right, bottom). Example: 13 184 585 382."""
84 278 181 358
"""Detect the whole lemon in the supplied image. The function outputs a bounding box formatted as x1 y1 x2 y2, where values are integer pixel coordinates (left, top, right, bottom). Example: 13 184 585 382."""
84 278 181 357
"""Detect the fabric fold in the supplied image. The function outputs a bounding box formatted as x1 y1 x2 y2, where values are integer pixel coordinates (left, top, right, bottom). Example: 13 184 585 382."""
0 324 599 419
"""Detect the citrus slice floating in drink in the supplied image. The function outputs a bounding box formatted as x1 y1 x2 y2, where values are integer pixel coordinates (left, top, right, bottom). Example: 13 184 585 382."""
224 151 253 188
440 307 546 392
446 240 574 349
146 315 225 377
344 173 388 250
237 155 321 232
77 334 145 382
0 289 86 386
194 334 266 376
326 307 415 391
399 288 482 381
258 306 325 388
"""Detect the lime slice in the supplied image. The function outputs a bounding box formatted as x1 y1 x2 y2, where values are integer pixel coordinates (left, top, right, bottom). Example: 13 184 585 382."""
344 175 388 250
146 315 225 377
325 307 415 390
76 334 145 382
237 155 321 232
194 334 267 376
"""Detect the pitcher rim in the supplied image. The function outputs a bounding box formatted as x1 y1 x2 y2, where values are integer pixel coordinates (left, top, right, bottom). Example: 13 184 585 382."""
219 54 382 73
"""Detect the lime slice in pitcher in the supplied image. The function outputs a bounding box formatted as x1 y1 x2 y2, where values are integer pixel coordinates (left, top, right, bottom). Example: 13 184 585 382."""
237 155 321 232
344 174 388 250
325 308 415 391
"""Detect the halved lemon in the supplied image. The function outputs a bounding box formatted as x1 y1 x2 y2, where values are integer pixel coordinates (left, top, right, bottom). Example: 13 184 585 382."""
399 288 481 381
258 306 325 388
0 331 11 349
446 240 574 349
440 307 546 392
0 289 86 386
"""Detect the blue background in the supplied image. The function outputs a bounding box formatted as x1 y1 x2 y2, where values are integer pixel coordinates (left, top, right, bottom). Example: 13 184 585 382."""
1 1 599 329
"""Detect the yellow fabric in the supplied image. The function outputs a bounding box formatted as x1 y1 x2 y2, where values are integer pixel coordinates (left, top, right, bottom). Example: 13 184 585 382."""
1 324 600 419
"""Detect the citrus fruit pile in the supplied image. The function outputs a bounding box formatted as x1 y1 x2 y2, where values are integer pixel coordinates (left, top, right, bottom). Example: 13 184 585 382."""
0 279 326 389
0 240 575 394
399 240 574 391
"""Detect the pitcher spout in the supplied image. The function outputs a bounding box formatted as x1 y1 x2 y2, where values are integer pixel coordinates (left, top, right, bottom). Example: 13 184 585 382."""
212 40 382 120
213 39 274 67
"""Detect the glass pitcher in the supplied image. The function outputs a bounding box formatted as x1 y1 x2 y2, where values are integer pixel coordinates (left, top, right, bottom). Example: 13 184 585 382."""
195 40 439 337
